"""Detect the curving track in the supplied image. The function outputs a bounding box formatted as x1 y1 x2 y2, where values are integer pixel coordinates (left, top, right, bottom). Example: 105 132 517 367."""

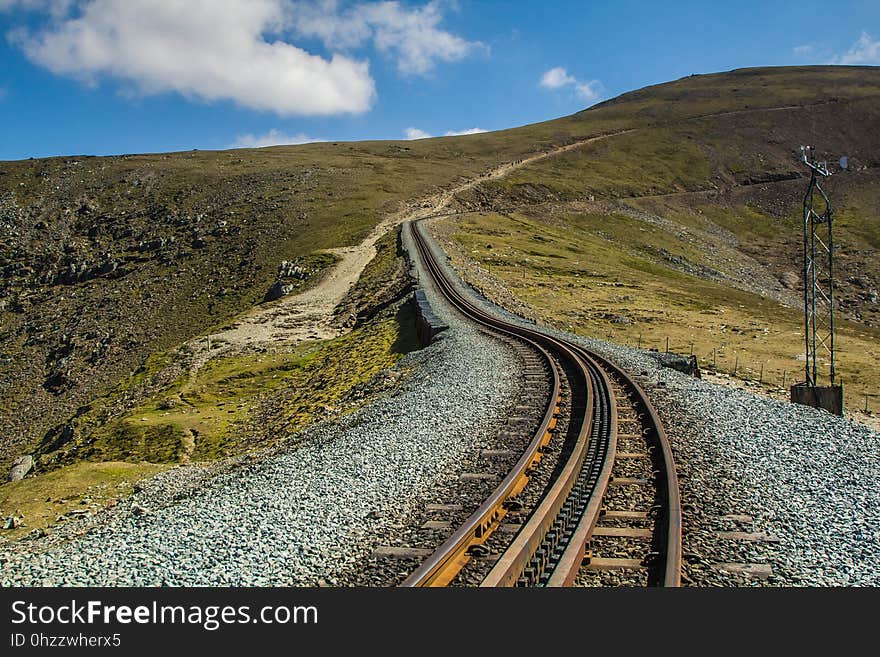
402 219 681 587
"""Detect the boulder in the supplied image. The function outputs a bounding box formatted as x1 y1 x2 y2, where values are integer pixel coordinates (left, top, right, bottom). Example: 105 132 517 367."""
27 527 47 540
2 516 21 530
780 271 800 290
8 454 34 482
264 281 295 302
650 352 701 378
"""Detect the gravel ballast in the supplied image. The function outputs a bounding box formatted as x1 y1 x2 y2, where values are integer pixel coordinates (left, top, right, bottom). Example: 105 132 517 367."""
0 225 523 586
3 218 878 587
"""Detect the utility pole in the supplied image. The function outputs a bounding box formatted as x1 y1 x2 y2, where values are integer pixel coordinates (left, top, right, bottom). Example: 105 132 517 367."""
790 145 844 415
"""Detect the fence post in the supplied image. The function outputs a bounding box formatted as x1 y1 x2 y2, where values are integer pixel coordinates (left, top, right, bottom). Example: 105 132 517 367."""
665 336 669 353
782 370 787 388
759 363 764 384
637 334 642 349
712 348 716 369
734 355 738 376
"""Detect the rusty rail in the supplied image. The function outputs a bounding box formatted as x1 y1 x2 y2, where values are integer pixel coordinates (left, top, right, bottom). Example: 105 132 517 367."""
404 219 681 587
583 349 682 587
400 222 562 586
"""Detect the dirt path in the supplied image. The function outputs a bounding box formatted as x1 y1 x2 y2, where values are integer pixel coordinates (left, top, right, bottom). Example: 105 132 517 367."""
177 129 632 378
219 100 851 356
179 111 789 369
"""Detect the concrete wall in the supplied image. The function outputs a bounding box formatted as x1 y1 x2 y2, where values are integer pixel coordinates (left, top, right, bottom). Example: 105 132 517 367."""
412 289 448 347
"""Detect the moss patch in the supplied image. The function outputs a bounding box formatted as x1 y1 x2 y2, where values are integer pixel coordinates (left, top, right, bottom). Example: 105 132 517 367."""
85 309 415 464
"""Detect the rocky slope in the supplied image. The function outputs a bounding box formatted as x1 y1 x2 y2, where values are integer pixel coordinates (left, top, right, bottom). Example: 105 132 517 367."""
2 64 878 477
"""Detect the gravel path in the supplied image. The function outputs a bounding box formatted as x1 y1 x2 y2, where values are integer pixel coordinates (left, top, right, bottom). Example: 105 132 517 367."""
424 218 880 586
0 225 523 586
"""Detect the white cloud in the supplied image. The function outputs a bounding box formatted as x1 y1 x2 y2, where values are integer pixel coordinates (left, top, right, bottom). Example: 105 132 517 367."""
833 31 880 65
444 127 487 136
793 44 815 57
8 0 376 116
405 126 487 140
291 0 480 75
230 129 323 148
540 66 576 90
573 80 602 103
405 127 432 140
539 66 603 103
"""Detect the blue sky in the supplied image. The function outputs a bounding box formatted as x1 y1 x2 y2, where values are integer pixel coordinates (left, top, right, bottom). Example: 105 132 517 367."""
0 0 878 161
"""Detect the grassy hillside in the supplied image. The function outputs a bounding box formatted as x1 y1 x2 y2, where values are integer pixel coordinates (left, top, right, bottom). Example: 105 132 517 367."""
436 210 879 402
2 64 878 487
0 129 588 470
441 66 880 413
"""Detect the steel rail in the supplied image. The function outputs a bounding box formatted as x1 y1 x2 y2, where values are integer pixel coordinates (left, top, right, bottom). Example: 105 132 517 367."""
579 348 682 587
400 222 563 587
480 345 597 586
407 219 596 587
543 357 618 586
403 218 681 587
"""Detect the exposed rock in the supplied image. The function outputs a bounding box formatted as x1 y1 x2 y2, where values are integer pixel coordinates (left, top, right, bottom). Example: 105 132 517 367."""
8 455 34 482
412 290 449 346
137 238 167 252
39 424 76 454
264 281 296 302
264 260 311 301
738 170 801 186
158 397 178 410
27 528 47 540
649 352 701 378
652 247 725 282
43 364 73 395
88 334 113 364
2 516 22 530
780 271 800 289
278 260 308 280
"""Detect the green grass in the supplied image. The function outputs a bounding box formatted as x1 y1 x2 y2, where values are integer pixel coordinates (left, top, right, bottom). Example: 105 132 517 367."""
85 306 415 464
496 128 713 198
444 211 880 411
0 461 167 540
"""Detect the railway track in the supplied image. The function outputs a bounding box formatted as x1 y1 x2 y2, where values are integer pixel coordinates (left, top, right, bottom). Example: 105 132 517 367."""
401 219 681 587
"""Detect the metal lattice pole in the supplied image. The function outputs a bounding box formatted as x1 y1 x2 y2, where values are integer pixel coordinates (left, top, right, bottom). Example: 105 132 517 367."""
800 145 835 386
801 176 811 385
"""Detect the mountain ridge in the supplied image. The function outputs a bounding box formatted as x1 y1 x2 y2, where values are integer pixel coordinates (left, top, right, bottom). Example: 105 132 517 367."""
1 64 878 485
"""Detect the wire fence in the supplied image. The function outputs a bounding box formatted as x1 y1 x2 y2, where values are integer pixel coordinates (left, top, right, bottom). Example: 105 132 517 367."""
620 332 879 415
